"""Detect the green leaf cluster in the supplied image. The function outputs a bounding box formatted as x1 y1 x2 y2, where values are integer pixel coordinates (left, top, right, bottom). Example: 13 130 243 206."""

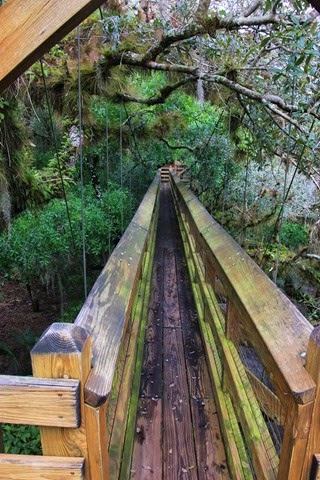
2 424 41 455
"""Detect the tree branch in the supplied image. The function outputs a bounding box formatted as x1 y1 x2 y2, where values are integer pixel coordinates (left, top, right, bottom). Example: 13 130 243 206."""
113 76 196 105
243 0 263 17
160 137 195 152
206 74 298 113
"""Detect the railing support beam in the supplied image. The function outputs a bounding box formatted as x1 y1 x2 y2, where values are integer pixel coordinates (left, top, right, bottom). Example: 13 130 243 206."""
302 327 320 479
31 322 109 480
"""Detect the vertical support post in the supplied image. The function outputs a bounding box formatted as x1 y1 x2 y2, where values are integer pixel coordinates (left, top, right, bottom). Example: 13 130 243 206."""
277 399 313 480
31 323 93 478
85 402 109 480
225 300 238 341
301 327 320 479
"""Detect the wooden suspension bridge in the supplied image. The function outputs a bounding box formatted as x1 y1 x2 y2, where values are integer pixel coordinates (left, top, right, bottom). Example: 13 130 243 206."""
1 2 320 479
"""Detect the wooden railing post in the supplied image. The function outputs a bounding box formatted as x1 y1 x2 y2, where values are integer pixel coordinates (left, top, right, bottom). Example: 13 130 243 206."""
302 326 320 479
31 322 109 480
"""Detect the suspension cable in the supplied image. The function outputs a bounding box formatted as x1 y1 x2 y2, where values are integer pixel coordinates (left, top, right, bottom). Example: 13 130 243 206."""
241 153 250 246
40 58 76 252
77 26 87 299
222 108 232 222
120 108 124 233
105 102 112 256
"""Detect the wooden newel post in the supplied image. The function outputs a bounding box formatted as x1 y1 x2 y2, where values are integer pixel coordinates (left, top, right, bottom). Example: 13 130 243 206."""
31 323 92 477
302 326 320 479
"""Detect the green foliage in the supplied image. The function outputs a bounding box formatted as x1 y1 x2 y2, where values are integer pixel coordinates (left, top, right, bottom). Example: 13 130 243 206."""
0 183 134 290
281 222 309 250
2 424 41 455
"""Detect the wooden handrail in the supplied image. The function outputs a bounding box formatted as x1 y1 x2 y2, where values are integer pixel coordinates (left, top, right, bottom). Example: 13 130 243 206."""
171 172 315 405
75 173 160 407
170 171 319 480
0 173 160 480
0 0 105 92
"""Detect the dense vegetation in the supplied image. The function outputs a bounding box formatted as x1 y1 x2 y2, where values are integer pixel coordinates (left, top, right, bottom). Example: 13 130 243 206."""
0 0 319 331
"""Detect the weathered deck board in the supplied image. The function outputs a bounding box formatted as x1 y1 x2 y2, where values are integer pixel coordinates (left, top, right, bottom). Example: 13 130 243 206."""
130 183 230 479
171 185 230 479
130 398 162 479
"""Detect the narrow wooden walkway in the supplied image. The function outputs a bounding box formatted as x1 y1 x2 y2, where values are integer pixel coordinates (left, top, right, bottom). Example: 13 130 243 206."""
130 183 230 479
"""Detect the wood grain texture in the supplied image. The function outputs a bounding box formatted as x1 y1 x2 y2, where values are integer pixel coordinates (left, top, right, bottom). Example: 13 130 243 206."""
301 327 320 478
0 0 104 91
130 183 230 479
0 375 80 427
163 311 197 480
278 401 314 480
85 403 109 480
175 254 230 479
171 173 315 407
31 323 92 477
130 399 162 480
130 186 165 480
0 454 84 479
109 248 155 478
75 174 160 407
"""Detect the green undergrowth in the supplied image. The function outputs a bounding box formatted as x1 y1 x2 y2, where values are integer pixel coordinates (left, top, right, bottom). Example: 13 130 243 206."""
2 424 41 455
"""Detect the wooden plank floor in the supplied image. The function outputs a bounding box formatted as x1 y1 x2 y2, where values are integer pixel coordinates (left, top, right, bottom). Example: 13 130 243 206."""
130 183 230 480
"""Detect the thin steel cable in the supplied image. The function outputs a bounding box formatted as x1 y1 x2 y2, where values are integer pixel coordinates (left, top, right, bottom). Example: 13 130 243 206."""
241 154 250 245
39 59 76 252
105 103 112 257
273 77 296 284
120 109 124 233
78 26 87 299
222 108 232 222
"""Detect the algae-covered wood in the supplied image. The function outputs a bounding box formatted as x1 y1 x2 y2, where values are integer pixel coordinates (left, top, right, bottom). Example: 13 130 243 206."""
0 0 104 92
0 375 80 427
75 174 160 407
302 327 320 479
175 190 276 479
171 173 315 407
0 454 84 479
129 184 230 479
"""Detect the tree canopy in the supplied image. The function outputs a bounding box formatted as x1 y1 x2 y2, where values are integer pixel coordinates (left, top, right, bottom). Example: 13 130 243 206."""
0 0 319 322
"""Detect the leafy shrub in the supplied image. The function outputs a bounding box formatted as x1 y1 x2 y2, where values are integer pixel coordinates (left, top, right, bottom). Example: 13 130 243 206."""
281 222 309 250
0 183 134 304
2 424 41 455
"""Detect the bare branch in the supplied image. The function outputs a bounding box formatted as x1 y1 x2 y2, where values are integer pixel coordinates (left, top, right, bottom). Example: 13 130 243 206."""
243 0 263 17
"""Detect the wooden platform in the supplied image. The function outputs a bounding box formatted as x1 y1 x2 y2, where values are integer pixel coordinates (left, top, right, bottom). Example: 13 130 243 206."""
130 184 230 479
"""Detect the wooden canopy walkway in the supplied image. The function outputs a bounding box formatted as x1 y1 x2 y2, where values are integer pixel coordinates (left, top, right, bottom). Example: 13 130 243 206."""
1 2 320 477
1 169 320 480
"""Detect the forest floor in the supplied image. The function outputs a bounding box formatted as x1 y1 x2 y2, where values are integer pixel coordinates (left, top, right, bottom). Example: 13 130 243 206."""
0 275 59 375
